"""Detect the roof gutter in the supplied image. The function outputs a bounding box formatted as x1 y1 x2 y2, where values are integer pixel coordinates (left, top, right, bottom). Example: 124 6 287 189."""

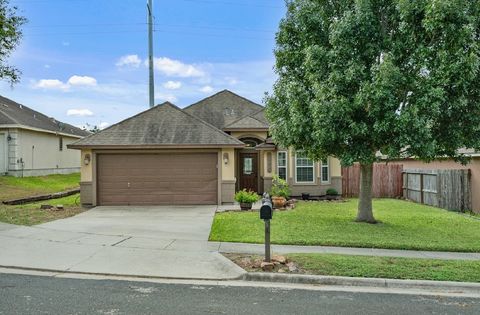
67 144 246 150
0 124 86 139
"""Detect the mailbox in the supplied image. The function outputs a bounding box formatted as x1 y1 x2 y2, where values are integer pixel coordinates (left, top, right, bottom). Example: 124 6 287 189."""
260 193 273 220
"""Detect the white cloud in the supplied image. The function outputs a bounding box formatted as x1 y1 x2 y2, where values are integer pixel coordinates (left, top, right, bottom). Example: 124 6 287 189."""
62 41 70 46
33 79 69 91
199 85 214 93
44 64 51 69
33 75 97 91
116 54 142 68
67 109 94 117
163 81 182 90
67 75 97 87
150 57 205 78
99 122 110 129
224 76 238 85
155 92 178 103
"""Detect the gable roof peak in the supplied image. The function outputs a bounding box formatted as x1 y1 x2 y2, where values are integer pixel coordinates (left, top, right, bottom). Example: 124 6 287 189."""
69 100 244 148
183 90 265 129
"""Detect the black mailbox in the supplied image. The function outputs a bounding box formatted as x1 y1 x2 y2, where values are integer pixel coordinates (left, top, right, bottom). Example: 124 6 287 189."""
260 193 273 220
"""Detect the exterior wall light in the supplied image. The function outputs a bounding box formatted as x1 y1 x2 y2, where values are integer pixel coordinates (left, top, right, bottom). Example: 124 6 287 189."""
84 154 91 166
223 152 229 165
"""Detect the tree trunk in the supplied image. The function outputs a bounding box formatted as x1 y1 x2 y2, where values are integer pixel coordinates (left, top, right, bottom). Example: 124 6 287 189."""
356 163 377 224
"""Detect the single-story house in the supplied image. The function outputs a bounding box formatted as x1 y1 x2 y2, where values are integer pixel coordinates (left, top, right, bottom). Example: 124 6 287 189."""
0 96 90 177
391 149 480 213
69 90 342 206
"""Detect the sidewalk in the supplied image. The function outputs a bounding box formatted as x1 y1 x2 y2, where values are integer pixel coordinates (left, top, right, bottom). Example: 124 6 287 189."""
214 242 480 261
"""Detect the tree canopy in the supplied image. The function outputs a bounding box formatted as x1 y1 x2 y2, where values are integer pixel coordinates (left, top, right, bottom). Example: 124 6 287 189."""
0 0 26 85
266 0 480 222
266 0 480 166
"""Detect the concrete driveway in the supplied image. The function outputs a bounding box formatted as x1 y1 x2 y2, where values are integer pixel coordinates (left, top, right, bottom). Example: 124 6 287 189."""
0 206 245 280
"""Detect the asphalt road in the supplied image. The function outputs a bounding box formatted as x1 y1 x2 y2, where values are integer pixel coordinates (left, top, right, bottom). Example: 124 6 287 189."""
0 273 479 315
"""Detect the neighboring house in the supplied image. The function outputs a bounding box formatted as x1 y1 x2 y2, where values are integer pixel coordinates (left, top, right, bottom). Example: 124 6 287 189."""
69 90 342 206
0 96 90 177
391 149 480 213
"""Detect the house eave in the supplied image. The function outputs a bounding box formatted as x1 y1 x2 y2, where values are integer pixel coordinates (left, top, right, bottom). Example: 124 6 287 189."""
0 124 86 139
223 127 269 132
67 143 246 150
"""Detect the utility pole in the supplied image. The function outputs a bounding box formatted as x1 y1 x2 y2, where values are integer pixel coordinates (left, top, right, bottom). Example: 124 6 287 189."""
147 0 155 108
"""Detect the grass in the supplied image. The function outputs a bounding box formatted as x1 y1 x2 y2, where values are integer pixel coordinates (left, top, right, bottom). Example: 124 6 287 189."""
0 173 80 201
210 199 480 252
0 194 85 226
288 254 480 283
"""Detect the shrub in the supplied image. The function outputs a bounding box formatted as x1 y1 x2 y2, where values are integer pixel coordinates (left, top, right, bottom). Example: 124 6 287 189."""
270 175 291 198
326 188 338 195
234 189 260 203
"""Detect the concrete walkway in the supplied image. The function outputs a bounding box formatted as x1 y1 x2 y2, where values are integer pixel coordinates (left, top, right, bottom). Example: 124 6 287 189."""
215 242 480 261
0 206 245 280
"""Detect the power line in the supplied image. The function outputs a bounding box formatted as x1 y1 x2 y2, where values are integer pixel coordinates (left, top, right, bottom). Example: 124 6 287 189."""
23 28 274 40
13 0 282 8
24 22 276 34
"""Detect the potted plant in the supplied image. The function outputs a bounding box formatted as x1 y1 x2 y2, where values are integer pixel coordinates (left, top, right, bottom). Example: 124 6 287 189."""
235 189 260 210
270 175 291 208
326 188 339 200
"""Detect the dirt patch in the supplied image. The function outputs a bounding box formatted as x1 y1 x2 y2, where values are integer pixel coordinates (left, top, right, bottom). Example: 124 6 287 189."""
223 253 304 274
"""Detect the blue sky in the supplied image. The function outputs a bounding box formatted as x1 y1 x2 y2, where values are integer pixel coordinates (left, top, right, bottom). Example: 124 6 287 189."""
1 0 285 129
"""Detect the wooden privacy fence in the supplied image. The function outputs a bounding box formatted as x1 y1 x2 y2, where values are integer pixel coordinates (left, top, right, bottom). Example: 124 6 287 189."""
342 164 403 198
403 169 471 212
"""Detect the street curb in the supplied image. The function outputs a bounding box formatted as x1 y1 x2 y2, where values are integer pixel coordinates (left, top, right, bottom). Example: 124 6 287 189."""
0 265 245 282
243 272 480 293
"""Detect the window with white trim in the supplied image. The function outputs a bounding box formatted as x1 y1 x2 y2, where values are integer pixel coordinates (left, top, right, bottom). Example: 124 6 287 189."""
295 152 314 183
277 151 287 180
321 159 330 183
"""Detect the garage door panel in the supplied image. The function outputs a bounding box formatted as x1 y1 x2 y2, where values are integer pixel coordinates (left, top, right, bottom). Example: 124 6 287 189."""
97 153 218 205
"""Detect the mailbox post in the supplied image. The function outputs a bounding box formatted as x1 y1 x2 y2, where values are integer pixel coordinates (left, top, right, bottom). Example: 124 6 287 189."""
260 193 273 262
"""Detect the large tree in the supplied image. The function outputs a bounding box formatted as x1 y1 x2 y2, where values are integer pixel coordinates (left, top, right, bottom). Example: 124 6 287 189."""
0 0 26 85
266 0 480 223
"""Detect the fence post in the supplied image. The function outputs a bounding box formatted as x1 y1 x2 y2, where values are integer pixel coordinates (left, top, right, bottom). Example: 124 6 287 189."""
420 173 424 204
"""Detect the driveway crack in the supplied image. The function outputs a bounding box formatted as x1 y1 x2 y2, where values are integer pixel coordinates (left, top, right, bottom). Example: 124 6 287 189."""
111 236 132 247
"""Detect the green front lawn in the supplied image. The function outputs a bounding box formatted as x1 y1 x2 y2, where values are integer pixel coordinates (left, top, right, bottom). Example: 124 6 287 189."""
0 194 85 226
291 254 480 282
0 173 80 201
226 253 480 282
210 199 480 252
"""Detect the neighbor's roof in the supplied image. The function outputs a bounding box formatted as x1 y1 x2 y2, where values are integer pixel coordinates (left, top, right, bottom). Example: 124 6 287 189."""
223 109 269 130
0 95 90 138
183 89 266 129
69 102 245 149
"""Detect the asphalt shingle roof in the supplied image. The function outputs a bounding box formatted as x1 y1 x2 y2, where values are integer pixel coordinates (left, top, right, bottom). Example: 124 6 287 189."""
69 102 245 148
224 110 269 130
183 90 266 129
0 95 90 137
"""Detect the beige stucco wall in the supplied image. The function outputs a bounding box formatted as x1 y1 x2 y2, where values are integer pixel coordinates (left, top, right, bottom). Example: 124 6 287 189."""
393 158 480 213
80 149 93 182
221 148 235 181
4 129 81 176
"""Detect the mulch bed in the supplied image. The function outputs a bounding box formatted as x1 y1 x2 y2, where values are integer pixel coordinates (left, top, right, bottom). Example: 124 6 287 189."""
224 253 304 274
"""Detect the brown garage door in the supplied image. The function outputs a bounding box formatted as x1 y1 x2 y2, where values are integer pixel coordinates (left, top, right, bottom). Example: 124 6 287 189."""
97 153 218 205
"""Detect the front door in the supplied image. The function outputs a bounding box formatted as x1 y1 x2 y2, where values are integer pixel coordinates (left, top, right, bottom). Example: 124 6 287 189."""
239 152 258 192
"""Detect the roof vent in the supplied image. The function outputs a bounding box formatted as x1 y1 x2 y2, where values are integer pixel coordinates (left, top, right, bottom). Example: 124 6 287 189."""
224 108 235 116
